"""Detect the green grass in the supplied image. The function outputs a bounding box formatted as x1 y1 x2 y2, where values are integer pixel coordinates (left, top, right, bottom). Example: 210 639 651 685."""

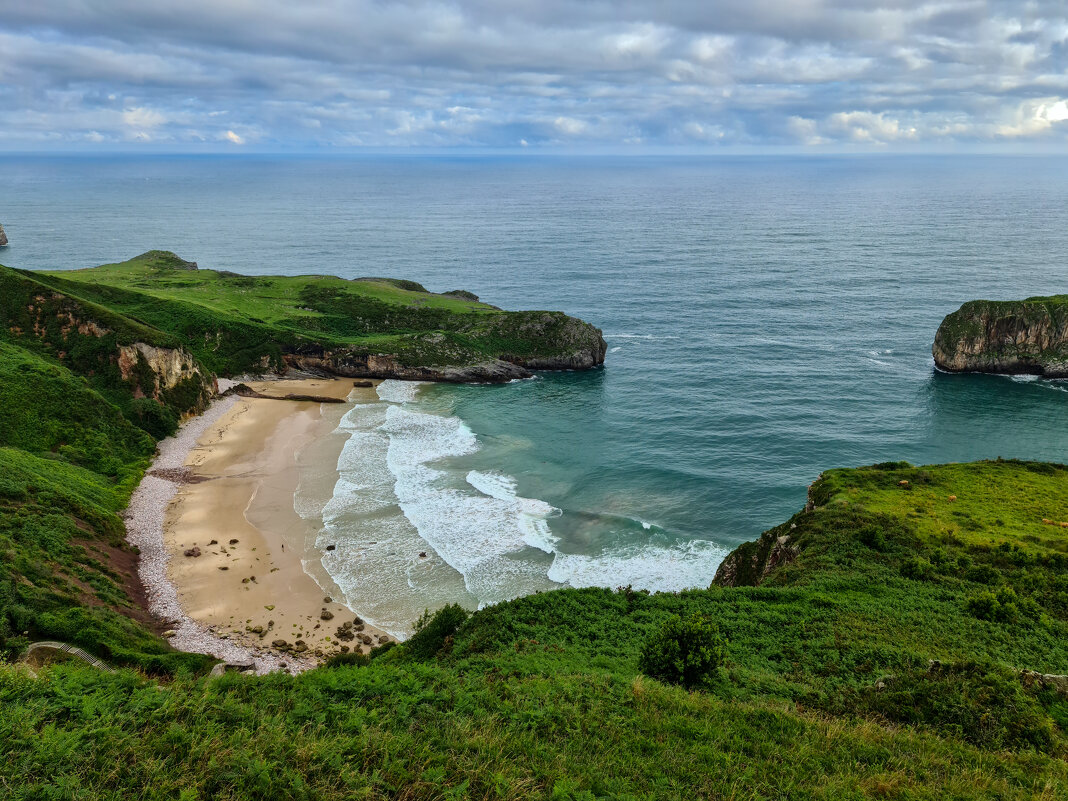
0 342 154 487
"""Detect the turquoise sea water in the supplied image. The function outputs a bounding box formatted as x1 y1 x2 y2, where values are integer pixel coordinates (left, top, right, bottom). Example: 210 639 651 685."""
5 154 1068 626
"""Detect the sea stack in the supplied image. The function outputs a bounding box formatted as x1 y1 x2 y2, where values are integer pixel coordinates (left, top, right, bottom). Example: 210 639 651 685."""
933 296 1068 377
0 224 7 246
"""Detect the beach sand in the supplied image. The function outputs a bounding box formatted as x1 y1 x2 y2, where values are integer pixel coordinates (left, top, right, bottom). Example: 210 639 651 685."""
162 378 390 666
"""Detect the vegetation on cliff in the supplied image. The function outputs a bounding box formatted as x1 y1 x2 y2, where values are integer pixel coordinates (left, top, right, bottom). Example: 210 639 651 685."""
934 295 1068 376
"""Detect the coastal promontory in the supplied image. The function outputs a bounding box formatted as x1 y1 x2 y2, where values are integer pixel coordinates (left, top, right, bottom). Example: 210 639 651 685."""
933 296 1068 376
26 249 607 384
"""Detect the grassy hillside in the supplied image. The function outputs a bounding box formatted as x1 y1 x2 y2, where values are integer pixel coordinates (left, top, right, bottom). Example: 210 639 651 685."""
2 459 1066 798
33 251 606 375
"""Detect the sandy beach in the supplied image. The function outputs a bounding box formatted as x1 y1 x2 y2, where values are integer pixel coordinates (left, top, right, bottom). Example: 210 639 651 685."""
129 378 390 673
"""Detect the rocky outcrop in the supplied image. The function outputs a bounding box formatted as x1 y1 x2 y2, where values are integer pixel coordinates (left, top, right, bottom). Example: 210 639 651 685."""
282 312 607 384
933 297 1068 377
713 528 799 587
116 342 213 413
0 224 8 247
283 349 533 383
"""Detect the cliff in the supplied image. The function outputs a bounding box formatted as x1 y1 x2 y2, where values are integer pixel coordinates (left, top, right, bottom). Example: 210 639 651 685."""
0 263 215 437
0 223 8 246
933 296 1068 376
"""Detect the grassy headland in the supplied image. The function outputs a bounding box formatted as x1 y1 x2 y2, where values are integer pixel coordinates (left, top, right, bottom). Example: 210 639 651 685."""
0 253 1064 797
33 250 607 380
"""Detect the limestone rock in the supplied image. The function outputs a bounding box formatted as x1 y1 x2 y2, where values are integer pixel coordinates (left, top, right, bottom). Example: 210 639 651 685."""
0 224 7 247
933 297 1068 377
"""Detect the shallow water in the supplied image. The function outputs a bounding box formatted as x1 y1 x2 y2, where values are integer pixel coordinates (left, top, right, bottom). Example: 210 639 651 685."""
6 154 1068 628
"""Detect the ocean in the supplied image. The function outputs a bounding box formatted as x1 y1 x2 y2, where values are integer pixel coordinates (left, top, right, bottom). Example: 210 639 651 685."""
5 154 1068 634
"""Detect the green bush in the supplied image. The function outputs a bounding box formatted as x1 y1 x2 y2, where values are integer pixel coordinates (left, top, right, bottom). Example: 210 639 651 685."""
405 603 470 661
967 586 1020 623
128 397 179 439
638 613 726 690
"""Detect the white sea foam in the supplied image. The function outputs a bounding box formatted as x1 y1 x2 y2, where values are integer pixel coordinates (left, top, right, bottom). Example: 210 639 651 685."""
609 346 622 353
466 470 561 553
376 379 424 403
383 406 557 602
314 384 728 633
548 539 728 593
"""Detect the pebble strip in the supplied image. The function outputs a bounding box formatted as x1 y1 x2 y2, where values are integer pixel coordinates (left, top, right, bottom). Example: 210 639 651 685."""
124 396 314 675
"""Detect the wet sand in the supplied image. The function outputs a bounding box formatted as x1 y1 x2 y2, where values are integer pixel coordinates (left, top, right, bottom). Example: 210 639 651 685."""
163 378 391 665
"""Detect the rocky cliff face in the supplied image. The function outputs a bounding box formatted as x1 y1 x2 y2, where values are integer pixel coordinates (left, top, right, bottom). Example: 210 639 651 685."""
0 224 8 246
713 527 799 587
117 342 213 409
283 311 607 384
933 297 1068 377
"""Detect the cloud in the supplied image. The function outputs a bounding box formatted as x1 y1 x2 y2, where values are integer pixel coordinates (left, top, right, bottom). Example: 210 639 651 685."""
0 1 1067 149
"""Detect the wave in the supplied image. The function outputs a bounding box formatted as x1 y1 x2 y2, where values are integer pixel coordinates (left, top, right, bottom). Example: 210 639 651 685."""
547 538 727 593
376 379 424 404
311 379 729 635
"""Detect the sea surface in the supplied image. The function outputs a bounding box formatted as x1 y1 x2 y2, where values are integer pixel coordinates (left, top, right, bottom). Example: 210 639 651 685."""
5 154 1068 634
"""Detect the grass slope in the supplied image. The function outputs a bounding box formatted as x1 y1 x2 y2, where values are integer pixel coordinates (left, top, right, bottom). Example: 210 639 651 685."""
2 460 1066 799
34 251 602 373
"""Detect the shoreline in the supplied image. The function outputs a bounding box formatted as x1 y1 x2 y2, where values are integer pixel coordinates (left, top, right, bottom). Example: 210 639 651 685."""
126 378 389 674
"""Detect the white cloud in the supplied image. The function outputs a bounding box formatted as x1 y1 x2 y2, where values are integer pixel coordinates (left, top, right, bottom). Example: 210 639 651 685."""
122 106 166 128
554 116 588 135
1 1 1067 149
827 111 917 143
224 129 244 144
997 98 1068 137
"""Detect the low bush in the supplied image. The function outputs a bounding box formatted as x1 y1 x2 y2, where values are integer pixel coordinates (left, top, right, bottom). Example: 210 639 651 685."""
405 603 470 661
638 613 726 690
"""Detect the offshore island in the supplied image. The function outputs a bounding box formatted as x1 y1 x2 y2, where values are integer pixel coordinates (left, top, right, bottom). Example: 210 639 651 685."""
2 251 1067 798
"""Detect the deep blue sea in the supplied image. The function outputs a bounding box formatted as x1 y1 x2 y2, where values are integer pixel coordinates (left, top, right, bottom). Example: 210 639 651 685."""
5 154 1068 624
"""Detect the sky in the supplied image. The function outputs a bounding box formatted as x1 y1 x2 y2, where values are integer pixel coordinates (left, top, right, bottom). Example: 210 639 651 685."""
2 1 1067 152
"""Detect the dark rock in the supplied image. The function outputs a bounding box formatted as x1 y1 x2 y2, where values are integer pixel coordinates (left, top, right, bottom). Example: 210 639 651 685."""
352 380 374 387
714 531 799 588
323 596 332 603
419 551 427 558
218 566 229 571
229 538 239 544
325 544 336 551
359 633 373 645
183 546 201 557
443 289 479 301
320 609 334 621
272 639 288 648
208 539 218 545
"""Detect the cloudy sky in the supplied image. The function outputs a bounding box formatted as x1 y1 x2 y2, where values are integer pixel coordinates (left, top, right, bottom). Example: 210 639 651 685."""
2 1 1067 151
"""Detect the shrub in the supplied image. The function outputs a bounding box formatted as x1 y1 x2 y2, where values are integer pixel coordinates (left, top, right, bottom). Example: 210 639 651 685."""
901 558 934 580
128 397 179 440
638 613 726 690
323 651 370 669
966 586 1019 623
405 603 470 661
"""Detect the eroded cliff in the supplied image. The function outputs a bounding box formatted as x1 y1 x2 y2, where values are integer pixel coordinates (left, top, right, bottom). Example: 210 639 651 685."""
933 297 1068 377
